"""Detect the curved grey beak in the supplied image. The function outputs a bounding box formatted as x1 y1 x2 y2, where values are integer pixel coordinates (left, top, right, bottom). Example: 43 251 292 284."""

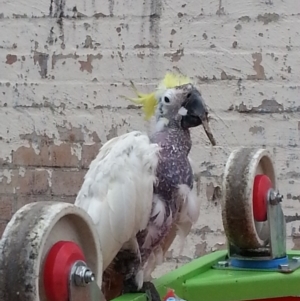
182 89 216 146
201 116 216 146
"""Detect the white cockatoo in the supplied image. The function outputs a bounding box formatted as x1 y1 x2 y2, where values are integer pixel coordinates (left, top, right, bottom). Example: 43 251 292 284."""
75 72 216 301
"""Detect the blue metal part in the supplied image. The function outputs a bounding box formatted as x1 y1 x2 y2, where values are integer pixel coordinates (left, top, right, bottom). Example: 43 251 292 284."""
230 256 289 269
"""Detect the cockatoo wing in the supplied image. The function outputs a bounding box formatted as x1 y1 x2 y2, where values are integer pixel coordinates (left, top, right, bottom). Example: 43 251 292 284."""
75 131 161 270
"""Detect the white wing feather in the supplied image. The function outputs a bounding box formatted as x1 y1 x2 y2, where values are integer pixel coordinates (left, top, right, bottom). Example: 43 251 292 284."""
75 131 160 270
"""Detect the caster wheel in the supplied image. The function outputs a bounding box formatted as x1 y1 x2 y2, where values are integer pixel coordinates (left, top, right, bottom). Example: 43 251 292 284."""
222 148 277 249
0 201 102 301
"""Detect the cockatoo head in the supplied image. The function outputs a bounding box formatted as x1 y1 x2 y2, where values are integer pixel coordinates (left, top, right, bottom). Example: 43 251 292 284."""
156 82 208 128
123 72 216 146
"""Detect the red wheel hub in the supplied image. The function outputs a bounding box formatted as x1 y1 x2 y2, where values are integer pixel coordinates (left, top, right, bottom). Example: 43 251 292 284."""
43 241 86 301
252 175 272 222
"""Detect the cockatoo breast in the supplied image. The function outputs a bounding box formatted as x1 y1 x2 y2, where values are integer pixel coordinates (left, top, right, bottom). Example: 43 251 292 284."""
136 128 194 262
151 129 194 200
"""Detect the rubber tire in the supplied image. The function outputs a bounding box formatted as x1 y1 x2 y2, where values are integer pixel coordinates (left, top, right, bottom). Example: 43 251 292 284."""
221 147 276 249
0 201 102 301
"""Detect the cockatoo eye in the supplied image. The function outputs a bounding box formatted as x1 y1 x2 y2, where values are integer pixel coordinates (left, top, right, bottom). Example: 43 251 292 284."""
161 90 174 105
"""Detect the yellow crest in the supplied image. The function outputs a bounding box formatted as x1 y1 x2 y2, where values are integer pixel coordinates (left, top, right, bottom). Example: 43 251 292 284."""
121 72 192 120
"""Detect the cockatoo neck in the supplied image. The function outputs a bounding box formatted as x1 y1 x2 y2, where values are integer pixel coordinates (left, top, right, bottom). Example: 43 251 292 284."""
154 115 183 131
150 116 192 156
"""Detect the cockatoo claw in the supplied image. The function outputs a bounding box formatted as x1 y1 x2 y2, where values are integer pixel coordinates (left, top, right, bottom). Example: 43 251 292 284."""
142 282 161 301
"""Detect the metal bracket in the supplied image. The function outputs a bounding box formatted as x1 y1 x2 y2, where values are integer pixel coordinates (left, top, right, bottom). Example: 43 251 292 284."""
267 189 286 259
227 188 286 261
69 260 107 301
214 189 300 273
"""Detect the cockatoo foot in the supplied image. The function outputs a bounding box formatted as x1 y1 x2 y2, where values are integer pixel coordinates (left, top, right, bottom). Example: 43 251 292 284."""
122 279 160 301
141 281 161 301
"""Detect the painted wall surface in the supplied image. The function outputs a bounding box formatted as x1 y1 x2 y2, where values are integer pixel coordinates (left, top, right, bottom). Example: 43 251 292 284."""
0 0 300 277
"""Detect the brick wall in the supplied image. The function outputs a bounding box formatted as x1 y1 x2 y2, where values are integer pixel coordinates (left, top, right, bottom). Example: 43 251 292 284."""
0 0 300 276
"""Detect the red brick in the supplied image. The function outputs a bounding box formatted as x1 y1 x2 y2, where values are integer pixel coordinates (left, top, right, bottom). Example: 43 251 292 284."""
17 169 49 195
14 194 48 211
0 196 14 220
57 125 85 142
49 144 80 167
14 195 75 211
12 143 80 167
0 220 8 238
12 146 40 166
81 143 101 168
0 169 49 195
51 170 85 196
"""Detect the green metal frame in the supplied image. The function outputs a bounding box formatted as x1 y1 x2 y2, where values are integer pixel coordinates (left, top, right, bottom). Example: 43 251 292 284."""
112 250 300 301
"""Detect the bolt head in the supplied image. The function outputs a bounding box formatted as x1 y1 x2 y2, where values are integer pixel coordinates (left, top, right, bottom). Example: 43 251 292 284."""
73 265 95 286
275 193 283 202
217 261 229 267
279 264 290 271
84 270 95 283
268 189 283 205
269 191 276 201
292 257 300 263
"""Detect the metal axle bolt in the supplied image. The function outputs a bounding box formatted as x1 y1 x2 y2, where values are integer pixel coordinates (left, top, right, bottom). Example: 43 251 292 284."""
84 270 95 283
278 264 290 271
217 261 229 267
269 189 283 205
71 261 96 287
74 266 95 286
292 257 300 263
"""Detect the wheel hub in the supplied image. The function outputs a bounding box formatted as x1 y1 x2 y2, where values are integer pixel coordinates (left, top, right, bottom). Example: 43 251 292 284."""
43 241 87 301
252 175 272 222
